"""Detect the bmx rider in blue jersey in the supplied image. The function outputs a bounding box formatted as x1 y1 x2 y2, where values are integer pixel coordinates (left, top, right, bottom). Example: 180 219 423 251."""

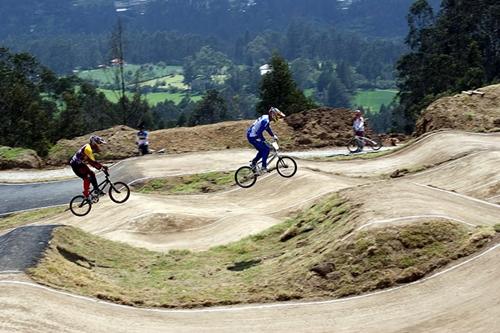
246 107 286 174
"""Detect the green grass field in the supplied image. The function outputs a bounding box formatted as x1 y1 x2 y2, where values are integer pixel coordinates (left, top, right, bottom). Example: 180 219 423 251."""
77 64 183 86
139 74 188 90
98 89 202 106
353 89 398 113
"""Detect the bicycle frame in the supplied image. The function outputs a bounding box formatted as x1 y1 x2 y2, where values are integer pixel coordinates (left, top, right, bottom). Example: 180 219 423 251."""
91 173 119 199
355 135 377 146
254 141 281 171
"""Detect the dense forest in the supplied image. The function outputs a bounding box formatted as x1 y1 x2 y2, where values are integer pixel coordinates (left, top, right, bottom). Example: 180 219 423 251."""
0 0 441 40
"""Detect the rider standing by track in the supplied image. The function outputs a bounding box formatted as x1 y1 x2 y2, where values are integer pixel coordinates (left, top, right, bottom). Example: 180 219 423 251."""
352 109 365 152
247 107 286 173
136 124 150 155
70 135 108 198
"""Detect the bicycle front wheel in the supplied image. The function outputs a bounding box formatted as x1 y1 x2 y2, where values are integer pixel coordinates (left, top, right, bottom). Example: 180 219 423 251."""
347 138 359 153
69 195 92 216
369 137 382 150
235 166 257 188
109 182 131 203
276 156 297 178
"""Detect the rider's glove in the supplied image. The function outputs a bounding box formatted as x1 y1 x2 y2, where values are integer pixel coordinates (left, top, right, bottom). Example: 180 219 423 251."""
273 135 278 141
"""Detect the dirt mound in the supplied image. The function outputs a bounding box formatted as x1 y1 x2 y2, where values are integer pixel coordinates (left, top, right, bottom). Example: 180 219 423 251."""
46 108 361 166
46 125 137 165
149 120 294 154
415 83 500 136
0 146 43 170
284 107 363 148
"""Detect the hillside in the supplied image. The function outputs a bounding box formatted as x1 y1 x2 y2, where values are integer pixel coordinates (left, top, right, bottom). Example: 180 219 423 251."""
415 84 500 136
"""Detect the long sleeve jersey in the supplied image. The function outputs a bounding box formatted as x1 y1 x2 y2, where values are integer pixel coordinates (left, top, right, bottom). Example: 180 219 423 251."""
247 115 275 140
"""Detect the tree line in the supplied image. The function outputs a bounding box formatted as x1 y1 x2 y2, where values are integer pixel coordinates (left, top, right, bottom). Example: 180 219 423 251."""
0 46 313 155
395 0 500 132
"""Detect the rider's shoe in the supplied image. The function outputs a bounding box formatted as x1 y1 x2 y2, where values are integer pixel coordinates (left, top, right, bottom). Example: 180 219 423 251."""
260 167 269 175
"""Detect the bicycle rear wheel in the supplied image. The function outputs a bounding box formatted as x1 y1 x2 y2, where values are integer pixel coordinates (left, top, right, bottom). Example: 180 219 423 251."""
109 181 131 203
276 156 297 178
347 138 359 153
235 166 257 188
69 195 92 216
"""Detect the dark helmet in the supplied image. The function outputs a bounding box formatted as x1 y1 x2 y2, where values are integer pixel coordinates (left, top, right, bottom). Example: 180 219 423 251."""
89 135 106 145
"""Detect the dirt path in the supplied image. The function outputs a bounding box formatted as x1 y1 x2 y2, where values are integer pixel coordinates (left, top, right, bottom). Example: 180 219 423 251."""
0 130 499 332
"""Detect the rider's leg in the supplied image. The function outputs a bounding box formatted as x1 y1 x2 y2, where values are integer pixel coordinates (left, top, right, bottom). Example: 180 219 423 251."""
88 170 99 193
78 164 99 196
254 140 270 170
355 131 365 152
83 177 91 197
248 137 263 167
71 163 91 197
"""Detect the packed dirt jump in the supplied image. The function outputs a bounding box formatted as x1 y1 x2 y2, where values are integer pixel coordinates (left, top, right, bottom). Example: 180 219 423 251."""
1 127 499 332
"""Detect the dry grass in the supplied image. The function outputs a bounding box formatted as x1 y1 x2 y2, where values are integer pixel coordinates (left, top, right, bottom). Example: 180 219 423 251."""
132 171 235 194
28 195 495 308
0 207 65 232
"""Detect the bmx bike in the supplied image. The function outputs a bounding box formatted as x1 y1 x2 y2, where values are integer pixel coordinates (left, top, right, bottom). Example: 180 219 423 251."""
69 169 130 216
347 134 382 153
235 140 297 188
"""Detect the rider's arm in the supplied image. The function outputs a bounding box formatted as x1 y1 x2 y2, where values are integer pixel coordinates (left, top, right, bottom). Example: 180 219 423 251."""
83 144 103 169
265 124 275 138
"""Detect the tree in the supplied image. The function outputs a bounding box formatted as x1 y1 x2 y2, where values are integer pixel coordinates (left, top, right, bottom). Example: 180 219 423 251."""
188 89 228 126
326 73 351 108
256 53 316 116
0 48 55 155
396 0 498 132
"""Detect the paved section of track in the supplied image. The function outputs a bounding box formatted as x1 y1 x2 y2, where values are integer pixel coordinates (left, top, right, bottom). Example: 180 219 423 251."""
0 225 59 272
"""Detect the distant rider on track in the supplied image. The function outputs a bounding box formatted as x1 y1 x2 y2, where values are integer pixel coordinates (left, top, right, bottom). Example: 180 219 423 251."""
69 135 108 198
352 109 365 152
246 107 286 174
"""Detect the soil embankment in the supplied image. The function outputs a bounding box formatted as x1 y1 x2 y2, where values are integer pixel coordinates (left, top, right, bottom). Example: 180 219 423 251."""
416 83 500 135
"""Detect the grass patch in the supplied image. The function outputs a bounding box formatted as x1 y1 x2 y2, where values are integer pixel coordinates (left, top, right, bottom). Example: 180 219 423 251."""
139 74 188 90
0 207 65 232
0 146 34 160
353 89 398 112
494 224 500 233
28 194 495 308
98 89 202 106
134 171 235 194
77 64 182 86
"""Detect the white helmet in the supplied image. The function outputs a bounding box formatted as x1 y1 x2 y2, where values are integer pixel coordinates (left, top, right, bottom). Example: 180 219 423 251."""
269 107 286 121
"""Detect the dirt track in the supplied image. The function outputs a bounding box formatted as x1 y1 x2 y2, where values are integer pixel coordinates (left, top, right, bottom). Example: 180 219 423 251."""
0 130 499 332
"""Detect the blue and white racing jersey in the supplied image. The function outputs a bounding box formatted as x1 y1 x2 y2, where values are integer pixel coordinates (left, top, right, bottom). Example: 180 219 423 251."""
247 115 275 139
